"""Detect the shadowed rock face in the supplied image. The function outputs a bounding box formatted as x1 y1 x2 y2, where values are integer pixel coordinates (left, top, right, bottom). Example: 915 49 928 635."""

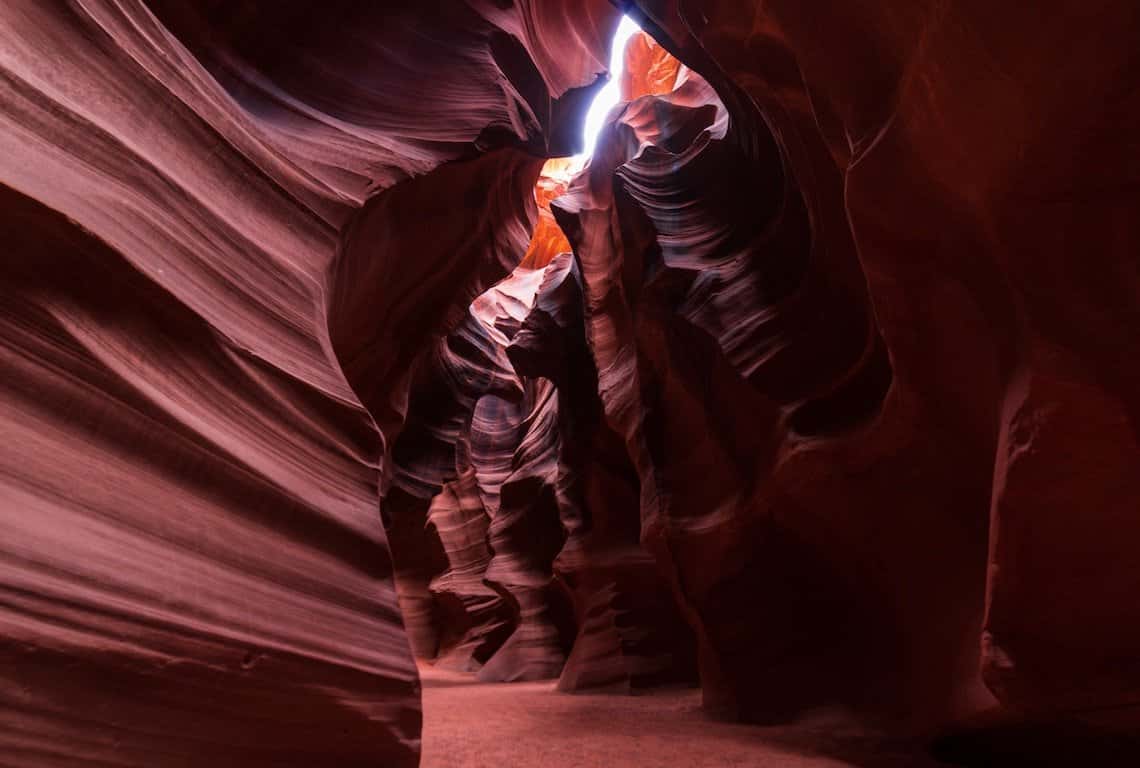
551 57 897 720
596 0 1138 733
3 0 1140 765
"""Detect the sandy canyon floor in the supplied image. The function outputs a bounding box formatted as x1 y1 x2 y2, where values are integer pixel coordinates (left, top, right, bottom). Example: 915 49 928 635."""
419 667 947 768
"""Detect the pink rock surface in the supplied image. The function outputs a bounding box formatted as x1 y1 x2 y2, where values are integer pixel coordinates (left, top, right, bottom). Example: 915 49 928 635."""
3 0 1140 764
0 1 614 764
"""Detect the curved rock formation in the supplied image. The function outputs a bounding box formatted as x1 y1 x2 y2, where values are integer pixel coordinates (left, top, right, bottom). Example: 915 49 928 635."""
379 255 576 681
605 0 1140 735
388 147 698 691
0 1 615 764
3 0 1139 764
552 25 914 723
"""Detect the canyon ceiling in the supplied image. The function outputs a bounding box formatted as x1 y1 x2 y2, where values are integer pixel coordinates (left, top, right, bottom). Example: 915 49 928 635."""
1 1 1138 766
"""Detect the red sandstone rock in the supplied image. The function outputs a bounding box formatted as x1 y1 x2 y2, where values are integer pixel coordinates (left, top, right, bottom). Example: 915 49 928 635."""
611 0 1140 735
622 31 683 101
3 0 1139 763
0 1 615 764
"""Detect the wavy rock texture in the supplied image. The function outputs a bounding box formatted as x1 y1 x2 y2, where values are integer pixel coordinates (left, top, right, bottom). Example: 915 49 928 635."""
389 142 697 691
510 250 698 694
380 258 573 680
0 0 615 765
575 0 1140 735
3 0 1139 763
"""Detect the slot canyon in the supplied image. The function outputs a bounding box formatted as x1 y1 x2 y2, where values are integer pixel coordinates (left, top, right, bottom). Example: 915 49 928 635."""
2 1 1139 766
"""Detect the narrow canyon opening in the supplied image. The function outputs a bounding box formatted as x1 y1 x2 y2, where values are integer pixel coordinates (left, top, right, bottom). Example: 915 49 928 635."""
386 14 694 689
5 2 1140 767
378 17 919 768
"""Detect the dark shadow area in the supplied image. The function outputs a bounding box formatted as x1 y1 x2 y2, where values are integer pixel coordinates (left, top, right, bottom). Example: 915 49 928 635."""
930 715 1140 768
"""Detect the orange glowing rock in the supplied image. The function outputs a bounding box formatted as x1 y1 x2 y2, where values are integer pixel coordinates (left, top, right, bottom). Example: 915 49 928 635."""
521 34 681 270
520 158 579 268
621 31 682 101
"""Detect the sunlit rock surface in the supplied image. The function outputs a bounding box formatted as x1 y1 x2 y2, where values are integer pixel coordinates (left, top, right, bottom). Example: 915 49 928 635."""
521 159 577 269
622 31 683 100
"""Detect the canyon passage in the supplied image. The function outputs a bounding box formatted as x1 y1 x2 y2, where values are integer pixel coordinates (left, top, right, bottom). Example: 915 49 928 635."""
2 2 1139 766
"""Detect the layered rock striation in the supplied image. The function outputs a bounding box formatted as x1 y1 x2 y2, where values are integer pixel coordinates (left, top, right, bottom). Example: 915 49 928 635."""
2 1 1139 765
0 1 616 764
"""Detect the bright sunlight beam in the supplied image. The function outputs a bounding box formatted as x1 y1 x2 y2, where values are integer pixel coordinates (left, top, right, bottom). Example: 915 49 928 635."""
575 15 642 162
